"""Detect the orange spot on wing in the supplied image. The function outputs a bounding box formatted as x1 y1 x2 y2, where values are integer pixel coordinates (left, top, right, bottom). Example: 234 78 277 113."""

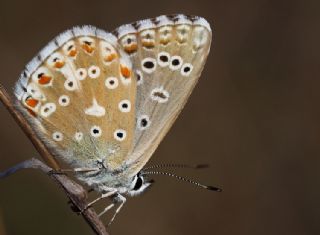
124 44 138 53
82 44 94 53
25 98 39 108
142 41 155 48
120 65 131 79
104 53 117 62
54 61 65 68
38 75 52 85
160 38 170 45
68 49 77 57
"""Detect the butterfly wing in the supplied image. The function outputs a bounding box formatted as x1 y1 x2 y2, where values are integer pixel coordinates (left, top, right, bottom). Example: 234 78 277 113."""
14 14 211 184
14 26 137 171
115 14 212 177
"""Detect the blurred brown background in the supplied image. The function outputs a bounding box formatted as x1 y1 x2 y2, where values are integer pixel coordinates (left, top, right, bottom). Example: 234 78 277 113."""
1 0 320 234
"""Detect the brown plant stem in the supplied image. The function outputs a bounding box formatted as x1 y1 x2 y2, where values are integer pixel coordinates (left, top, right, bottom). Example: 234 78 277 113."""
0 84 109 235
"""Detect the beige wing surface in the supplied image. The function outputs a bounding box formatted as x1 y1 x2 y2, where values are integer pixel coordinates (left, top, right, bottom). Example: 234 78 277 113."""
114 14 212 177
14 26 136 170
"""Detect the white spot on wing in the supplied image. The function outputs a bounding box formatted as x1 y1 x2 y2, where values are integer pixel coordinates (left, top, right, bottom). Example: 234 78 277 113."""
47 52 65 69
27 83 45 101
58 95 70 106
114 129 127 141
157 52 170 67
74 132 83 141
76 68 87 80
176 24 191 43
150 87 170 103
100 41 118 64
140 29 156 48
91 125 102 138
64 80 77 91
159 25 173 43
62 40 77 58
52 131 63 141
141 57 157 74
169 55 183 70
181 63 193 76
137 115 151 130
118 99 131 113
85 98 106 117
88 65 101 78
41 103 56 117
105 77 119 89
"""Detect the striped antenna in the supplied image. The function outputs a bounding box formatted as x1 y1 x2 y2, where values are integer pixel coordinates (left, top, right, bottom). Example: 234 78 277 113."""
142 171 222 192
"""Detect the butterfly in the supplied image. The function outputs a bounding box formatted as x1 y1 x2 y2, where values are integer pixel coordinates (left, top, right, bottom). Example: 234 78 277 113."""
13 14 219 225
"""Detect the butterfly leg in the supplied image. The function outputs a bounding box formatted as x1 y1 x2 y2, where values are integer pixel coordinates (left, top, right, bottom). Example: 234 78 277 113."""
84 190 117 211
107 194 126 226
98 203 115 217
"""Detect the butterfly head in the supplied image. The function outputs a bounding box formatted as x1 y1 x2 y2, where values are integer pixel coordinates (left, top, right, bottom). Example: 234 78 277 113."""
127 171 154 196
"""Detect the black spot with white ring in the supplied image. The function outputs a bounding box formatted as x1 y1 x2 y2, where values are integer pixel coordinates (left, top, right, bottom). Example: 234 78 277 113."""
157 52 171 67
105 77 119 89
181 63 193 76
88 65 100 79
90 126 102 138
114 129 127 141
52 131 63 141
76 68 87 80
58 95 70 106
169 55 183 70
118 100 131 113
41 103 56 117
64 80 77 91
141 58 157 74
150 87 170 103
137 115 151 130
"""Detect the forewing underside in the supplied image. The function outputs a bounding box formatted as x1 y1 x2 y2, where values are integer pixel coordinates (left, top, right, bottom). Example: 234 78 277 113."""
15 27 136 170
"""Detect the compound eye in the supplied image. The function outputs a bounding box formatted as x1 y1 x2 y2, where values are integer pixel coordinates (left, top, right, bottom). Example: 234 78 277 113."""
133 176 143 191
